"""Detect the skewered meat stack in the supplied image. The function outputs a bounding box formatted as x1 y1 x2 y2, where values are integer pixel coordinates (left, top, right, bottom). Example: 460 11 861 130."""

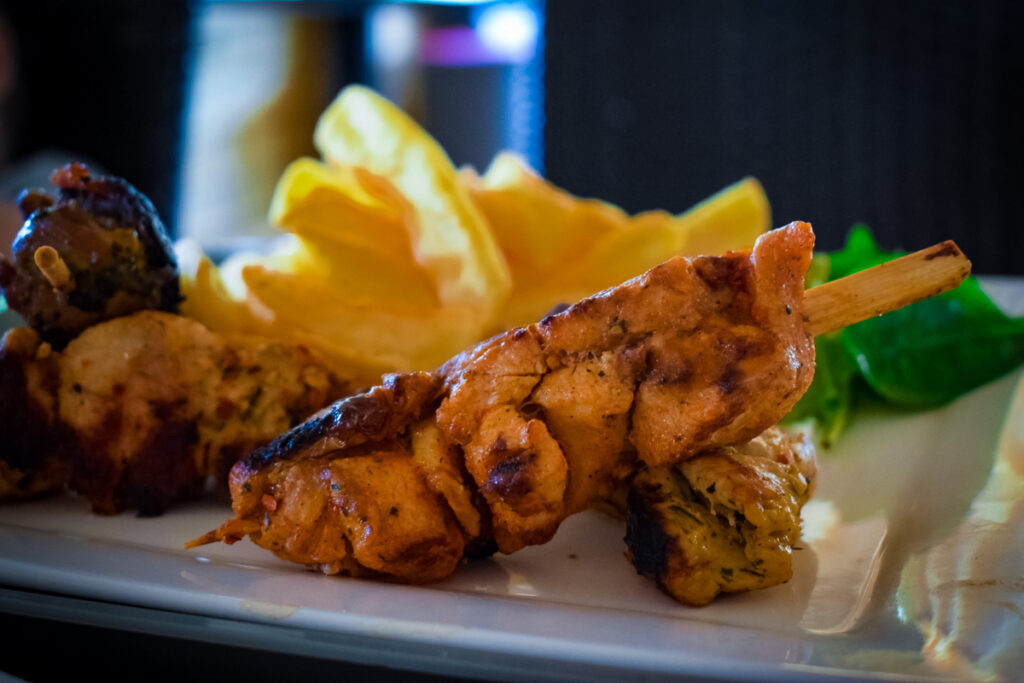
0 164 350 513
0 165 970 603
190 223 969 604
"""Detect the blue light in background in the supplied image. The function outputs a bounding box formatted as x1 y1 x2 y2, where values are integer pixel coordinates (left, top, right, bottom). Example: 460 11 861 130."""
365 1 545 175
369 4 419 71
473 2 539 63
492 2 545 174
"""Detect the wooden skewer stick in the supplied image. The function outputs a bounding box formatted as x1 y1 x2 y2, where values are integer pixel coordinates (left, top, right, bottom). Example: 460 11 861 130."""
805 240 971 337
33 246 75 293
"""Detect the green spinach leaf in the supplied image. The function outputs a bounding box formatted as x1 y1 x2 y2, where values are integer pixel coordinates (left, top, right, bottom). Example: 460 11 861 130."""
784 226 1024 443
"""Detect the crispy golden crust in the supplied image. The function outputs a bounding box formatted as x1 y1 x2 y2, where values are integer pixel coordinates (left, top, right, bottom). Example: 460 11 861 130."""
197 223 816 583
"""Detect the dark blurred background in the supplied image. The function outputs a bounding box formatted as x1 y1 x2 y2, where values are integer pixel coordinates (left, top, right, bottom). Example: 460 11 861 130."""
0 0 1021 272
545 0 1024 273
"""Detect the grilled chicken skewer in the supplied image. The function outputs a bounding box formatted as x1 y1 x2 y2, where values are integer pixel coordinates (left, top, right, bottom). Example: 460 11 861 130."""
189 224 969 588
624 237 971 605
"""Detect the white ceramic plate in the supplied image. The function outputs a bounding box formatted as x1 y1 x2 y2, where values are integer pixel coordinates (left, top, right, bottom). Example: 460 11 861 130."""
1 282 1022 682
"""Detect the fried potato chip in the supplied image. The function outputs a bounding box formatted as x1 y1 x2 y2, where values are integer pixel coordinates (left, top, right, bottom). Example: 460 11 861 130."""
466 153 770 327
670 176 772 258
240 263 483 380
270 158 407 260
269 159 440 308
461 151 633 276
180 86 774 387
313 85 511 313
176 239 269 335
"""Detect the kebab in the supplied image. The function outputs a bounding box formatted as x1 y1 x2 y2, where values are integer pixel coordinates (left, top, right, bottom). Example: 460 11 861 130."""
0 164 351 513
188 223 969 601
0 165 969 602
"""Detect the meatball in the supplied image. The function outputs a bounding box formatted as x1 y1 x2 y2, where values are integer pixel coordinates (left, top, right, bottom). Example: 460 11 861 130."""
0 162 181 347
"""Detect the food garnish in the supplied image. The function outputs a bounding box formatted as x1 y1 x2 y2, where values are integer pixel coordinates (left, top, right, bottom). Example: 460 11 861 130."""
787 225 1024 446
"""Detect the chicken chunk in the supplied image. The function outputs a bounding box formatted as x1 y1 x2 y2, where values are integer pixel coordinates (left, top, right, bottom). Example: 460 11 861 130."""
1 311 350 514
198 372 467 582
624 426 817 606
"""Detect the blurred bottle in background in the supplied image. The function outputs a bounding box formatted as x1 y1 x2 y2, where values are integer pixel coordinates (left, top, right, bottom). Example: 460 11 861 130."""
0 0 545 258
176 0 545 252
367 1 543 174
176 2 348 253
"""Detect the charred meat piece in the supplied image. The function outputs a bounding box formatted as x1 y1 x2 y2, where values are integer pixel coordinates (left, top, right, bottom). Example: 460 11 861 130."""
0 311 350 515
0 327 68 500
625 426 817 606
191 373 470 583
190 222 816 583
0 162 180 347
